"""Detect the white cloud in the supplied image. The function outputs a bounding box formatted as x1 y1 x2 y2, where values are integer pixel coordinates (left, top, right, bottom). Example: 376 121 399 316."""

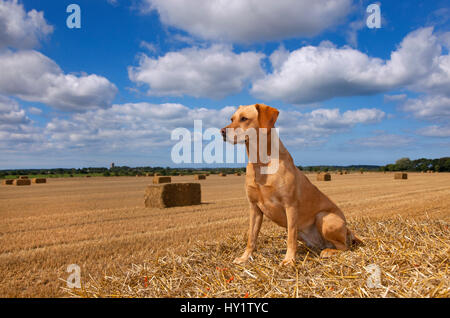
0 95 45 150
45 103 237 151
349 134 414 148
402 95 450 121
128 45 264 98
441 31 450 49
0 95 28 126
36 103 385 152
0 50 118 111
0 0 53 49
416 125 450 138
278 108 385 144
412 54 450 97
142 0 353 43
27 106 42 115
0 96 387 156
139 40 158 54
251 28 444 104
384 94 407 102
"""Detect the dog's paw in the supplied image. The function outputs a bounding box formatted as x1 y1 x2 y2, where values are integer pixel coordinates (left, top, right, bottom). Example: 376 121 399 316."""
233 256 249 264
279 257 295 267
320 248 341 258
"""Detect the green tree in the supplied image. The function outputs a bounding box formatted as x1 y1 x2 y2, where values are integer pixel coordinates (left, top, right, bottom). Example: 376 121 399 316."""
395 158 412 171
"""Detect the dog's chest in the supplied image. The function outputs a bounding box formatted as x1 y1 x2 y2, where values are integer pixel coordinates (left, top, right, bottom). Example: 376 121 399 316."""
246 183 287 227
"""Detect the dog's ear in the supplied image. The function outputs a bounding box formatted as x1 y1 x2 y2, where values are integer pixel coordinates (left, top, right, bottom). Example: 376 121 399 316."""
255 104 279 128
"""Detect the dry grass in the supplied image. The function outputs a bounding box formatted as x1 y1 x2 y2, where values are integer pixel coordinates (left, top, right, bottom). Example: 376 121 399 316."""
1 173 449 297
67 216 449 298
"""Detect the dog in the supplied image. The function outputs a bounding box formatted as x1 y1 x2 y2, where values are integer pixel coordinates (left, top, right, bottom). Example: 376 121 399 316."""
221 103 361 266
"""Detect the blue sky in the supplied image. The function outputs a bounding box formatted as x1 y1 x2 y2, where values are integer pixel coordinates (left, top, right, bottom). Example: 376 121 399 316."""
0 0 449 168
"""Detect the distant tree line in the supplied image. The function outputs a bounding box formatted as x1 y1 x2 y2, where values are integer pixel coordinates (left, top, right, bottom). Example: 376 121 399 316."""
0 166 247 178
1 157 448 178
379 157 450 172
296 165 380 173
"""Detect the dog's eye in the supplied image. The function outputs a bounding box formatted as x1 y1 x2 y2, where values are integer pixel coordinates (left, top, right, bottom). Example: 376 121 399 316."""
240 117 248 122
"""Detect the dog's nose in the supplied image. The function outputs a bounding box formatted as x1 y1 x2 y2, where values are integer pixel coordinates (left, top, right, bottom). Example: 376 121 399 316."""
221 128 226 138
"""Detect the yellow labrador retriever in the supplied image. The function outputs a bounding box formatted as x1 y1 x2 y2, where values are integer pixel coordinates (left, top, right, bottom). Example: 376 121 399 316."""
221 104 361 266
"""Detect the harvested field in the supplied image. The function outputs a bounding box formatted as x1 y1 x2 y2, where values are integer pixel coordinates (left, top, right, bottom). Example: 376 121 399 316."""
0 173 449 298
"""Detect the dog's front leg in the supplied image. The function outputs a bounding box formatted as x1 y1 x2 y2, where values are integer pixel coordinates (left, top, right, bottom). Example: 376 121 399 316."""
280 206 298 266
233 203 263 264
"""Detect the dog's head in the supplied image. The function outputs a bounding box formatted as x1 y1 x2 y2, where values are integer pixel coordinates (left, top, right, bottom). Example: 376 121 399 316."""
221 103 279 144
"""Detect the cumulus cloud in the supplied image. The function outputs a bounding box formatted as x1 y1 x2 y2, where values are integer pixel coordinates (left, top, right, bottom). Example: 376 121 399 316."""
45 103 237 150
0 50 118 111
412 54 450 97
0 95 45 150
0 95 28 126
128 45 264 98
0 0 53 49
251 27 447 104
142 0 353 43
402 95 450 121
278 108 385 144
37 103 386 152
